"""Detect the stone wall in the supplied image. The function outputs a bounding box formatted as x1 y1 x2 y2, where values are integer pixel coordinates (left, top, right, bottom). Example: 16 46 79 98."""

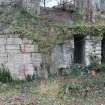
0 0 20 6
85 35 101 65
0 0 40 15
100 0 105 11
52 40 74 72
40 7 73 22
0 33 102 79
0 33 42 79
52 36 102 71
22 0 40 15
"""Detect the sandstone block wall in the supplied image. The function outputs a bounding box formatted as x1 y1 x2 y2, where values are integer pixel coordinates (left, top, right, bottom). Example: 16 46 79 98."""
0 33 42 79
100 0 105 11
52 36 101 70
85 35 101 65
0 33 102 79
52 40 74 72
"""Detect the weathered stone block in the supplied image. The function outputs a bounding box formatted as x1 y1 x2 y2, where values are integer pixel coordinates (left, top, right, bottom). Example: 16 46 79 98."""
0 57 7 64
0 45 5 53
31 53 42 66
0 53 8 56
9 34 19 38
22 38 33 44
6 63 15 74
7 38 22 44
0 35 6 38
20 44 38 53
23 54 32 64
0 38 6 45
7 53 16 63
15 53 32 64
24 64 34 75
6 45 19 50
6 49 20 54
15 64 34 80
6 45 20 54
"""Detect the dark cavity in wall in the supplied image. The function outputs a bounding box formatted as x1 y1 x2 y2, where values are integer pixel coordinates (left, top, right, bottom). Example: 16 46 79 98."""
74 34 85 64
101 34 105 63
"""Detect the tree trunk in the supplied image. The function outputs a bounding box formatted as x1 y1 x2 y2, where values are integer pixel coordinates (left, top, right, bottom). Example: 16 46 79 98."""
41 52 52 79
101 34 105 63
41 53 48 79
74 35 85 64
83 0 96 23
44 0 46 7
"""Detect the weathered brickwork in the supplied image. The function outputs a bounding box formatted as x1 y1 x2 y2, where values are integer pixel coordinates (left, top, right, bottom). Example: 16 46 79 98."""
0 33 102 79
51 40 74 72
0 33 42 79
85 35 101 65
52 35 101 71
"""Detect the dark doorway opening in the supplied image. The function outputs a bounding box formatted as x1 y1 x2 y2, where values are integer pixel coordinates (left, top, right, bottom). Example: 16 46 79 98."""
101 34 105 64
74 35 85 64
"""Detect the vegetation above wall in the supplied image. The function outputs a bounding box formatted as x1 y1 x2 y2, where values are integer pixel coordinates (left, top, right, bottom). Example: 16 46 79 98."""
0 7 105 53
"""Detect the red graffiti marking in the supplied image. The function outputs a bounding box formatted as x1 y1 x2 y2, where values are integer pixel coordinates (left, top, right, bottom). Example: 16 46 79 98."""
20 45 26 54
18 64 29 78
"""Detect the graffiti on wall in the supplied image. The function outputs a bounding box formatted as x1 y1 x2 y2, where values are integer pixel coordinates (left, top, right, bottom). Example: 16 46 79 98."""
0 34 41 79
